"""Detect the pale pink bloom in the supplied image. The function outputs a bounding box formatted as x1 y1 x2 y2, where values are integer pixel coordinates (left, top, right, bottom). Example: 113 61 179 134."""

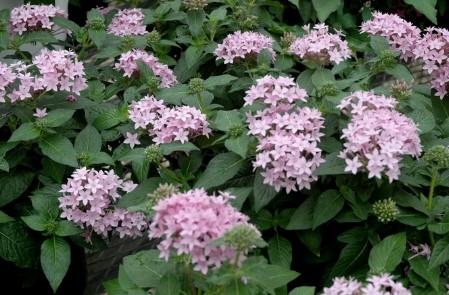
123 132 140 149
214 31 276 64
409 243 431 260
289 23 351 65
149 189 256 274
107 8 147 37
339 93 421 182
33 108 47 118
115 49 177 88
324 274 411 295
361 12 421 61
9 3 66 35
59 167 147 239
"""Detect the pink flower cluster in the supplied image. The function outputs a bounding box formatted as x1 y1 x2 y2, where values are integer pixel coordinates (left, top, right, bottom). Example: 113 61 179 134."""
413 27 449 98
59 167 147 239
107 8 147 37
323 273 411 295
0 49 86 103
289 24 351 65
214 31 276 64
9 3 66 35
149 189 251 274
338 92 421 182
128 95 211 144
115 49 177 88
246 75 324 192
337 91 398 117
361 12 421 61
243 75 308 107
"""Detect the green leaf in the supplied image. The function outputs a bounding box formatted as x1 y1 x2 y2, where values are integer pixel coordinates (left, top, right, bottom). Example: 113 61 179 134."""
226 187 252 210
21 215 46 232
409 108 436 134
429 237 449 269
93 109 123 130
315 152 347 175
156 274 181 295
86 152 114 165
159 141 199 155
55 220 82 237
43 109 75 127
289 287 316 295
156 84 190 105
214 110 243 131
370 36 390 54
186 10 205 36
31 185 60 217
185 46 203 69
22 31 58 44
404 0 437 24
329 239 369 278
204 75 237 90
0 158 8 172
118 178 163 208
41 237 71 292
268 235 292 268
123 250 174 288
385 64 414 82
0 221 39 268
312 0 341 22
8 123 41 142
194 152 244 190
298 230 321 256
0 170 34 207
0 211 14 223
410 256 440 290
253 171 278 212
287 196 315 230
78 122 104 146
52 16 81 34
88 29 107 48
312 190 344 229
209 6 227 21
243 257 300 292
311 68 335 88
225 134 250 159
368 232 406 273
39 135 78 167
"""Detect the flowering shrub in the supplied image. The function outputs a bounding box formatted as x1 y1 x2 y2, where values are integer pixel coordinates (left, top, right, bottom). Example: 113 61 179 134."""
1 1 449 295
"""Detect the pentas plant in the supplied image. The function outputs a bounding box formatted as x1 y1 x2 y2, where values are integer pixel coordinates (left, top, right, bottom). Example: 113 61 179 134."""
2 1 449 295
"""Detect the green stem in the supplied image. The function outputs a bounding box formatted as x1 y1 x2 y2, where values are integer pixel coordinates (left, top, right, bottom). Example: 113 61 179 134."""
186 265 196 295
196 93 206 113
428 168 438 246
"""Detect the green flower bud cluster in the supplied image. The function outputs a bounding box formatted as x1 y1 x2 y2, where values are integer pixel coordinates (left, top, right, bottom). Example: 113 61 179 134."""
147 183 179 208
391 79 412 100
372 198 399 224
147 76 161 92
223 224 266 252
120 35 136 51
145 145 163 164
371 50 396 73
188 78 205 94
146 30 161 45
229 125 244 138
318 83 338 97
88 17 105 31
280 32 296 49
423 145 449 170
183 0 208 10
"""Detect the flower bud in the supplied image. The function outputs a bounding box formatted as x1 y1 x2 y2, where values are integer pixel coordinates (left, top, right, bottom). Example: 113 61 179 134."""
423 145 449 170
391 79 412 100
88 17 105 31
280 32 296 49
188 78 205 94
147 76 161 93
120 35 136 51
148 183 179 208
183 0 208 10
372 198 399 223
144 145 163 164
318 83 338 97
223 224 266 252
146 30 161 45
229 125 244 138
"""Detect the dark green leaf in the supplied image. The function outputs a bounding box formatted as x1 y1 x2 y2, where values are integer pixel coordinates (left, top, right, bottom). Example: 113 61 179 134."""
0 170 34 207
21 215 46 232
312 190 344 229
429 237 449 269
268 235 292 268
43 109 75 127
253 171 278 212
55 220 82 237
0 221 38 268
159 141 199 155
39 135 78 167
118 178 163 208
214 110 243 131
368 232 406 273
8 123 41 142
156 274 181 295
404 0 437 24
287 196 316 230
312 0 341 22
41 237 71 292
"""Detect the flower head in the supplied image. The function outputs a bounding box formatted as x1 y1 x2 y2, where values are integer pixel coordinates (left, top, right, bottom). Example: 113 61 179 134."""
107 8 147 37
59 168 147 239
214 31 276 64
289 23 351 65
9 4 66 35
115 49 177 88
422 145 449 170
149 189 254 274
323 274 411 295
361 12 421 61
372 198 399 223
33 108 47 118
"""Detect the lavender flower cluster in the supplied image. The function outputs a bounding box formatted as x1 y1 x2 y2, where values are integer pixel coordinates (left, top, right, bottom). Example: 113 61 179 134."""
128 95 211 145
59 168 147 240
9 3 66 35
107 8 147 37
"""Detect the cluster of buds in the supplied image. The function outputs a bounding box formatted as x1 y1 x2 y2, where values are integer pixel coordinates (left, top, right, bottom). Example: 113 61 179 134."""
372 198 399 223
423 145 449 170
183 0 208 10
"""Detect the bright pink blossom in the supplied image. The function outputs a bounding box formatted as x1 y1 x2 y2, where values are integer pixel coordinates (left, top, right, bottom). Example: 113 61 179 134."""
59 168 147 239
107 8 147 37
289 23 351 65
214 31 276 64
9 4 66 35
115 49 177 88
149 189 253 274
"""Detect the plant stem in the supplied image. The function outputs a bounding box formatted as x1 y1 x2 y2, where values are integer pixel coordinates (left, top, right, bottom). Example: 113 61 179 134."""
186 265 196 295
428 168 438 246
